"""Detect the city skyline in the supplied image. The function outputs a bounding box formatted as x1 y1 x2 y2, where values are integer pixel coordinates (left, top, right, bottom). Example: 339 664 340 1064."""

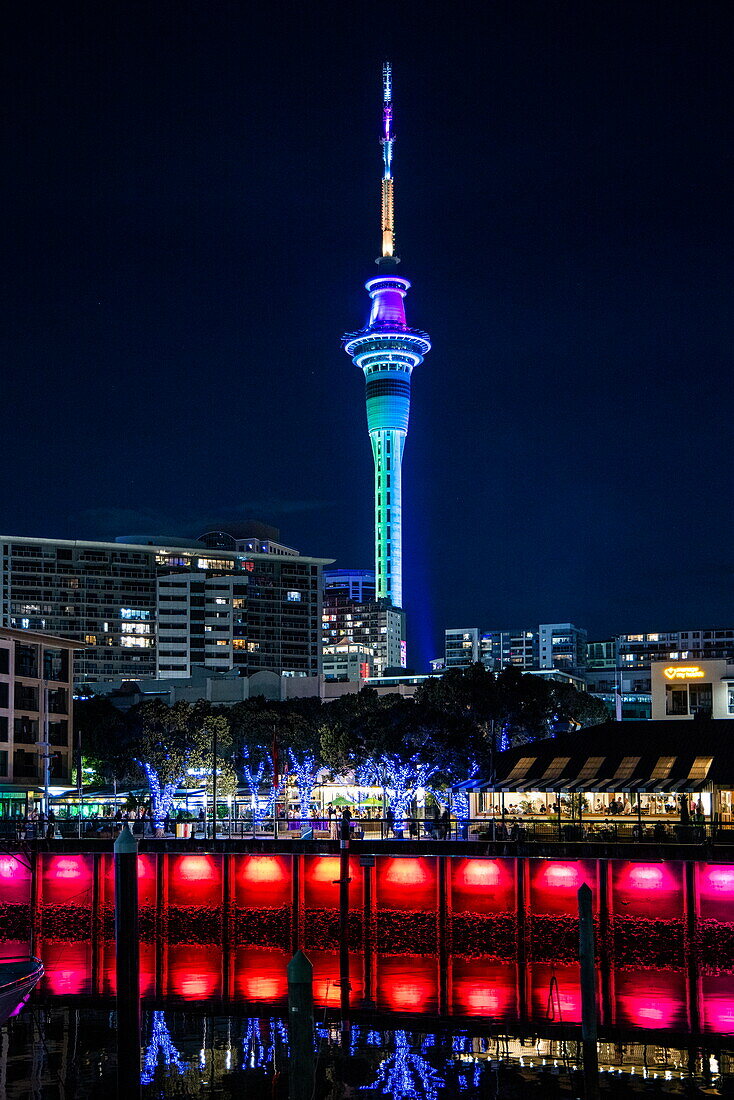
2 2 733 667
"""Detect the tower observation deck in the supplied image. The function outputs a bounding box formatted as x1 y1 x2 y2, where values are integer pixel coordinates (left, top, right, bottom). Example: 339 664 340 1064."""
343 63 431 613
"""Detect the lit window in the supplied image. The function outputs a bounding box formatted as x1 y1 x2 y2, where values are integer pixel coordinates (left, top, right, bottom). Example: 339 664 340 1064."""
215 597 228 605
84 635 97 645
119 637 152 649
286 591 302 602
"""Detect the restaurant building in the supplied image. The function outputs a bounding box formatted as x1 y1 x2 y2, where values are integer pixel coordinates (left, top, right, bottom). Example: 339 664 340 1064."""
463 720 734 831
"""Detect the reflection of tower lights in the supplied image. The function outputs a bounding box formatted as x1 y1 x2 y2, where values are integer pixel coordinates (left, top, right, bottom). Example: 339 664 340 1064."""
141 1012 185 1086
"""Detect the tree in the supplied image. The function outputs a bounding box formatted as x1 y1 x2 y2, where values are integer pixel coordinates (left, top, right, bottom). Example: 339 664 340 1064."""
128 700 231 827
74 695 135 787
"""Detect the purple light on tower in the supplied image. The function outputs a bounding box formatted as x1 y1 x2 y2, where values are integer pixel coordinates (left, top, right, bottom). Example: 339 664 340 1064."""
343 63 431 616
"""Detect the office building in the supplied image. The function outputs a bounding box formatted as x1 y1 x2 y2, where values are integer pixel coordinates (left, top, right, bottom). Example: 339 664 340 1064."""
651 658 734 720
445 629 480 670
0 627 83 794
480 629 538 671
342 63 431 610
538 623 587 676
323 570 376 604
1 530 331 685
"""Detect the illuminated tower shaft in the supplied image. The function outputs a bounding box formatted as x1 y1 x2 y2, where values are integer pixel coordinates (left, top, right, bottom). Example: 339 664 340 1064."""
343 65 431 608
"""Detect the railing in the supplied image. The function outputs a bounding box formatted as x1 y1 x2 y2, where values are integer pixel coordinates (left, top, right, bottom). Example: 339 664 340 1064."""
7 813 730 846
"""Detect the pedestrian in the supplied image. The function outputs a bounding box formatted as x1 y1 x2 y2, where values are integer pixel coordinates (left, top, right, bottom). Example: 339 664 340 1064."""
385 806 395 837
440 808 450 840
46 809 56 840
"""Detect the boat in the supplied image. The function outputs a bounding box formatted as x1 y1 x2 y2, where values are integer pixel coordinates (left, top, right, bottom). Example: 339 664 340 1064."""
0 957 44 1024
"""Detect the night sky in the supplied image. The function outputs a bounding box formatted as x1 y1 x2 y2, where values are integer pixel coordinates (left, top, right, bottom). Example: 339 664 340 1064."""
3 2 733 668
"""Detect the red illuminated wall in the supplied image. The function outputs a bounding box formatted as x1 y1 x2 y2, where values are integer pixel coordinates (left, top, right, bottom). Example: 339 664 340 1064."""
309 948 364 1006
611 861 683 919
450 858 515 913
234 855 292 908
376 857 437 911
100 940 156 998
303 855 363 909
699 864 734 923
529 860 598 915
613 968 688 1031
451 958 518 1018
0 854 32 905
167 854 222 907
41 854 94 906
99 853 157 909
377 954 438 1014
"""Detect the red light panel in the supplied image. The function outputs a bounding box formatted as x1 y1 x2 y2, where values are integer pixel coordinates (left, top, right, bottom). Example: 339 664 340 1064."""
699 864 734 922
168 854 222 907
234 855 292 908
303 855 363 909
529 963 585 1025
450 858 515 913
41 854 94 906
703 973 734 1035
529 860 598 915
612 861 683 919
376 857 437 911
0 855 32 905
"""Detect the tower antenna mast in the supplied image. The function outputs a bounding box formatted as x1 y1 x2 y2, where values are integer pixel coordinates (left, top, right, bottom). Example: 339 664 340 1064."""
380 61 397 263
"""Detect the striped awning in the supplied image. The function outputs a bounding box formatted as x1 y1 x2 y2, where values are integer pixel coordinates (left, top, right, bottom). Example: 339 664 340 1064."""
515 756 571 792
492 756 537 791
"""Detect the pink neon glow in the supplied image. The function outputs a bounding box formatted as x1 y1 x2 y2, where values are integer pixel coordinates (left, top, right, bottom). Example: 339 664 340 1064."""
700 864 734 921
705 868 734 892
0 857 31 905
628 866 665 889
0 856 20 878
543 863 581 888
703 975 734 1035
613 862 682 918
529 964 584 1025
451 959 517 1019
614 970 686 1031
52 857 83 879
176 855 217 880
459 860 501 887
382 857 431 885
304 856 363 909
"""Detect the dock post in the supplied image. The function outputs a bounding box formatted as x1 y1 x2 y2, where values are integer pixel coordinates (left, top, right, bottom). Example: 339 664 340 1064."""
287 949 315 1100
578 882 599 1100
114 823 141 1098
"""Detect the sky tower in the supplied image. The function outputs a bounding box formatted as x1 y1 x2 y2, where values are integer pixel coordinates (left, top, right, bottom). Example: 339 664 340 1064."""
343 63 431 614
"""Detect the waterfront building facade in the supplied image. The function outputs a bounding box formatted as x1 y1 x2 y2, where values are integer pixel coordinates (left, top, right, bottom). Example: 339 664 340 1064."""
0 626 83 792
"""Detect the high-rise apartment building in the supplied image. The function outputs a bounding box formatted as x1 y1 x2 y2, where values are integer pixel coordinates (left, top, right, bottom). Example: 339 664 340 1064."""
322 582 404 675
1 531 331 685
446 623 587 677
322 570 376 604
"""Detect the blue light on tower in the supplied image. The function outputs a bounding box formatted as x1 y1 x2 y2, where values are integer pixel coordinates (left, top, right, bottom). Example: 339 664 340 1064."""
343 63 431 612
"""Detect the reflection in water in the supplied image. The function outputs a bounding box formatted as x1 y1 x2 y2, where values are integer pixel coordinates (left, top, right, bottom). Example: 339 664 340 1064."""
1 1007 731 1098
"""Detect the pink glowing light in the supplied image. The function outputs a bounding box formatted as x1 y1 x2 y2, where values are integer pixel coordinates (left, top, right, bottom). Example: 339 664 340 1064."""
542 863 581 889
628 865 665 889
615 970 686 1031
458 860 501 887
176 855 216 880
52 857 83 879
0 856 21 878
705 867 734 893
383 858 430 885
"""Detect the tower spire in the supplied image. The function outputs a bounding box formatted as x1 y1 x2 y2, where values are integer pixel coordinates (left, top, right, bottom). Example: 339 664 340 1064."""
343 64 431 623
379 61 397 266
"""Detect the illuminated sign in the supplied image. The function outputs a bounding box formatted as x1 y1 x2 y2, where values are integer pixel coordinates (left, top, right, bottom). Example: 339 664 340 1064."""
663 666 706 680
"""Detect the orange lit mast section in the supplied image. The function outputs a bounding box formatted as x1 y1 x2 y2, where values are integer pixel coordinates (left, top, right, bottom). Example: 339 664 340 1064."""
380 61 395 261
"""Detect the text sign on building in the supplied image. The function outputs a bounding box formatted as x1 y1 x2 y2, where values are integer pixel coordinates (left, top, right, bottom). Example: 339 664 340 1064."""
663 666 706 681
